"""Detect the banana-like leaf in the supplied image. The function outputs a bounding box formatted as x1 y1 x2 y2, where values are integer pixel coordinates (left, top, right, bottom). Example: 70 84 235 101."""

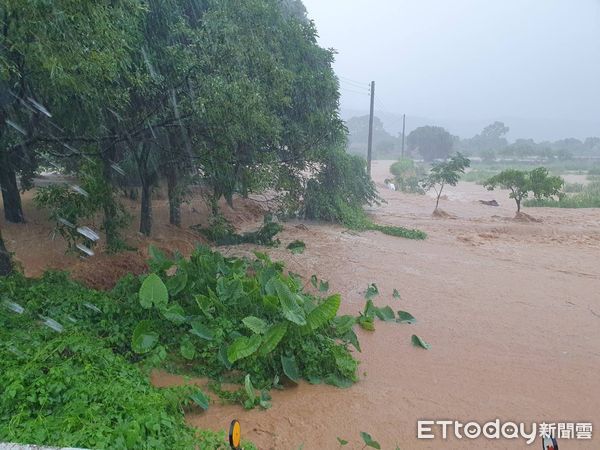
242 316 268 334
258 322 287 356
281 354 301 383
306 294 340 330
227 334 262 363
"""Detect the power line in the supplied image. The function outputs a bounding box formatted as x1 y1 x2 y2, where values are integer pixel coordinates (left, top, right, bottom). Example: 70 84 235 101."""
338 75 370 89
339 86 370 96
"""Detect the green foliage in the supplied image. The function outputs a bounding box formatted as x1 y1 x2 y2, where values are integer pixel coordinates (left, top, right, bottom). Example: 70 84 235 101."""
422 153 471 210
411 334 431 349
194 215 283 246
360 431 382 449
390 158 425 194
525 181 600 208
128 246 359 388
287 240 306 254
485 167 564 212
303 148 380 225
0 245 361 446
0 330 207 449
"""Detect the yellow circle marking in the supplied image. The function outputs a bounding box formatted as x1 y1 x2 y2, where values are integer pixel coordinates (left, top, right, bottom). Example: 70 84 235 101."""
229 419 241 449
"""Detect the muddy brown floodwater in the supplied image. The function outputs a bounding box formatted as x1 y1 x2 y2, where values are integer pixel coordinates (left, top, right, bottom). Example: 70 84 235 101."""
155 161 600 449
5 161 600 449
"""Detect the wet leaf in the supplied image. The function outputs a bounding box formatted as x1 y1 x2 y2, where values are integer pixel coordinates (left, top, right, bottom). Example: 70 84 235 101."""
139 274 168 309
132 320 159 354
397 311 416 324
360 431 381 449
411 334 431 349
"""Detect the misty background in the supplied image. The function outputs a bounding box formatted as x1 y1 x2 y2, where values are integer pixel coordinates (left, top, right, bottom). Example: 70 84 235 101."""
302 0 600 142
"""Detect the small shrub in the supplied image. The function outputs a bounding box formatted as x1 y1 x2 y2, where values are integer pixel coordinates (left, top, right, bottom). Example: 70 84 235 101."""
389 158 425 194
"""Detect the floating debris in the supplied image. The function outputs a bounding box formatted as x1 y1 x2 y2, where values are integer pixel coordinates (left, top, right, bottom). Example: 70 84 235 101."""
40 316 64 333
83 302 102 313
3 299 25 314
77 226 100 242
76 243 95 257
71 185 89 197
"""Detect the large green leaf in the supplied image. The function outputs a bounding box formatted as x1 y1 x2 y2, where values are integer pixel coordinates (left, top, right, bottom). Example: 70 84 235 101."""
180 338 196 360
281 354 300 383
375 305 395 322
132 320 159 354
242 316 268 335
258 322 287 356
166 269 188 296
411 334 431 349
332 315 356 336
360 432 381 449
227 335 262 363
397 310 417 324
306 294 340 330
139 274 168 310
274 279 306 326
162 303 187 324
244 374 256 403
189 321 214 341
189 390 209 411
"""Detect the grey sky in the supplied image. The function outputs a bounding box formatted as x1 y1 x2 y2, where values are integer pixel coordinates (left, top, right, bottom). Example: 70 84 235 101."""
302 0 600 140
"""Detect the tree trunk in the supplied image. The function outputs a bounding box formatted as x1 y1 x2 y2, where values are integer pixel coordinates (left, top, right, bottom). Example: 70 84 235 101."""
140 180 152 236
166 165 181 227
0 229 12 276
516 198 521 213
0 151 25 223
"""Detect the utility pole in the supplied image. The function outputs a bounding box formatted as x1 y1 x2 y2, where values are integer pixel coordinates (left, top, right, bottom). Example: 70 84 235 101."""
367 81 375 177
401 113 406 158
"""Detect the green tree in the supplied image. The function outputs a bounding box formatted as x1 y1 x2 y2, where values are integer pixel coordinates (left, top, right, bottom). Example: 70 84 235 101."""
484 168 563 212
407 126 453 162
0 0 141 224
422 153 470 211
484 169 529 212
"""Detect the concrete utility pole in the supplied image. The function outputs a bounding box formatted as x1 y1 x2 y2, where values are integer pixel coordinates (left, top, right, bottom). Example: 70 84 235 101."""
367 81 375 177
401 113 406 158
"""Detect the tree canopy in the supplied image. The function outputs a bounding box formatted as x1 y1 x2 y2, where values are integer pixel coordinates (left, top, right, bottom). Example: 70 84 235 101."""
1 0 365 250
407 126 454 162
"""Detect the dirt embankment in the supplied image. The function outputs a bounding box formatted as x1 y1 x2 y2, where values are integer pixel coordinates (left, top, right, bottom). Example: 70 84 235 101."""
3 162 600 448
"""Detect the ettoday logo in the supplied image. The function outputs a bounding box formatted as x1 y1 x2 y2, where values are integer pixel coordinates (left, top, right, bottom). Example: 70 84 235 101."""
417 420 592 445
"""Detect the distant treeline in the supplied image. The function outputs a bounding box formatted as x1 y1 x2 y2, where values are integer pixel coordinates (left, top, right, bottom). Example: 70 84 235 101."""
347 116 600 162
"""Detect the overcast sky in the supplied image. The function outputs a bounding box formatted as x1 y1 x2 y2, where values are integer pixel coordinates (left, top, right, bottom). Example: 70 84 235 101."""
302 0 600 139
